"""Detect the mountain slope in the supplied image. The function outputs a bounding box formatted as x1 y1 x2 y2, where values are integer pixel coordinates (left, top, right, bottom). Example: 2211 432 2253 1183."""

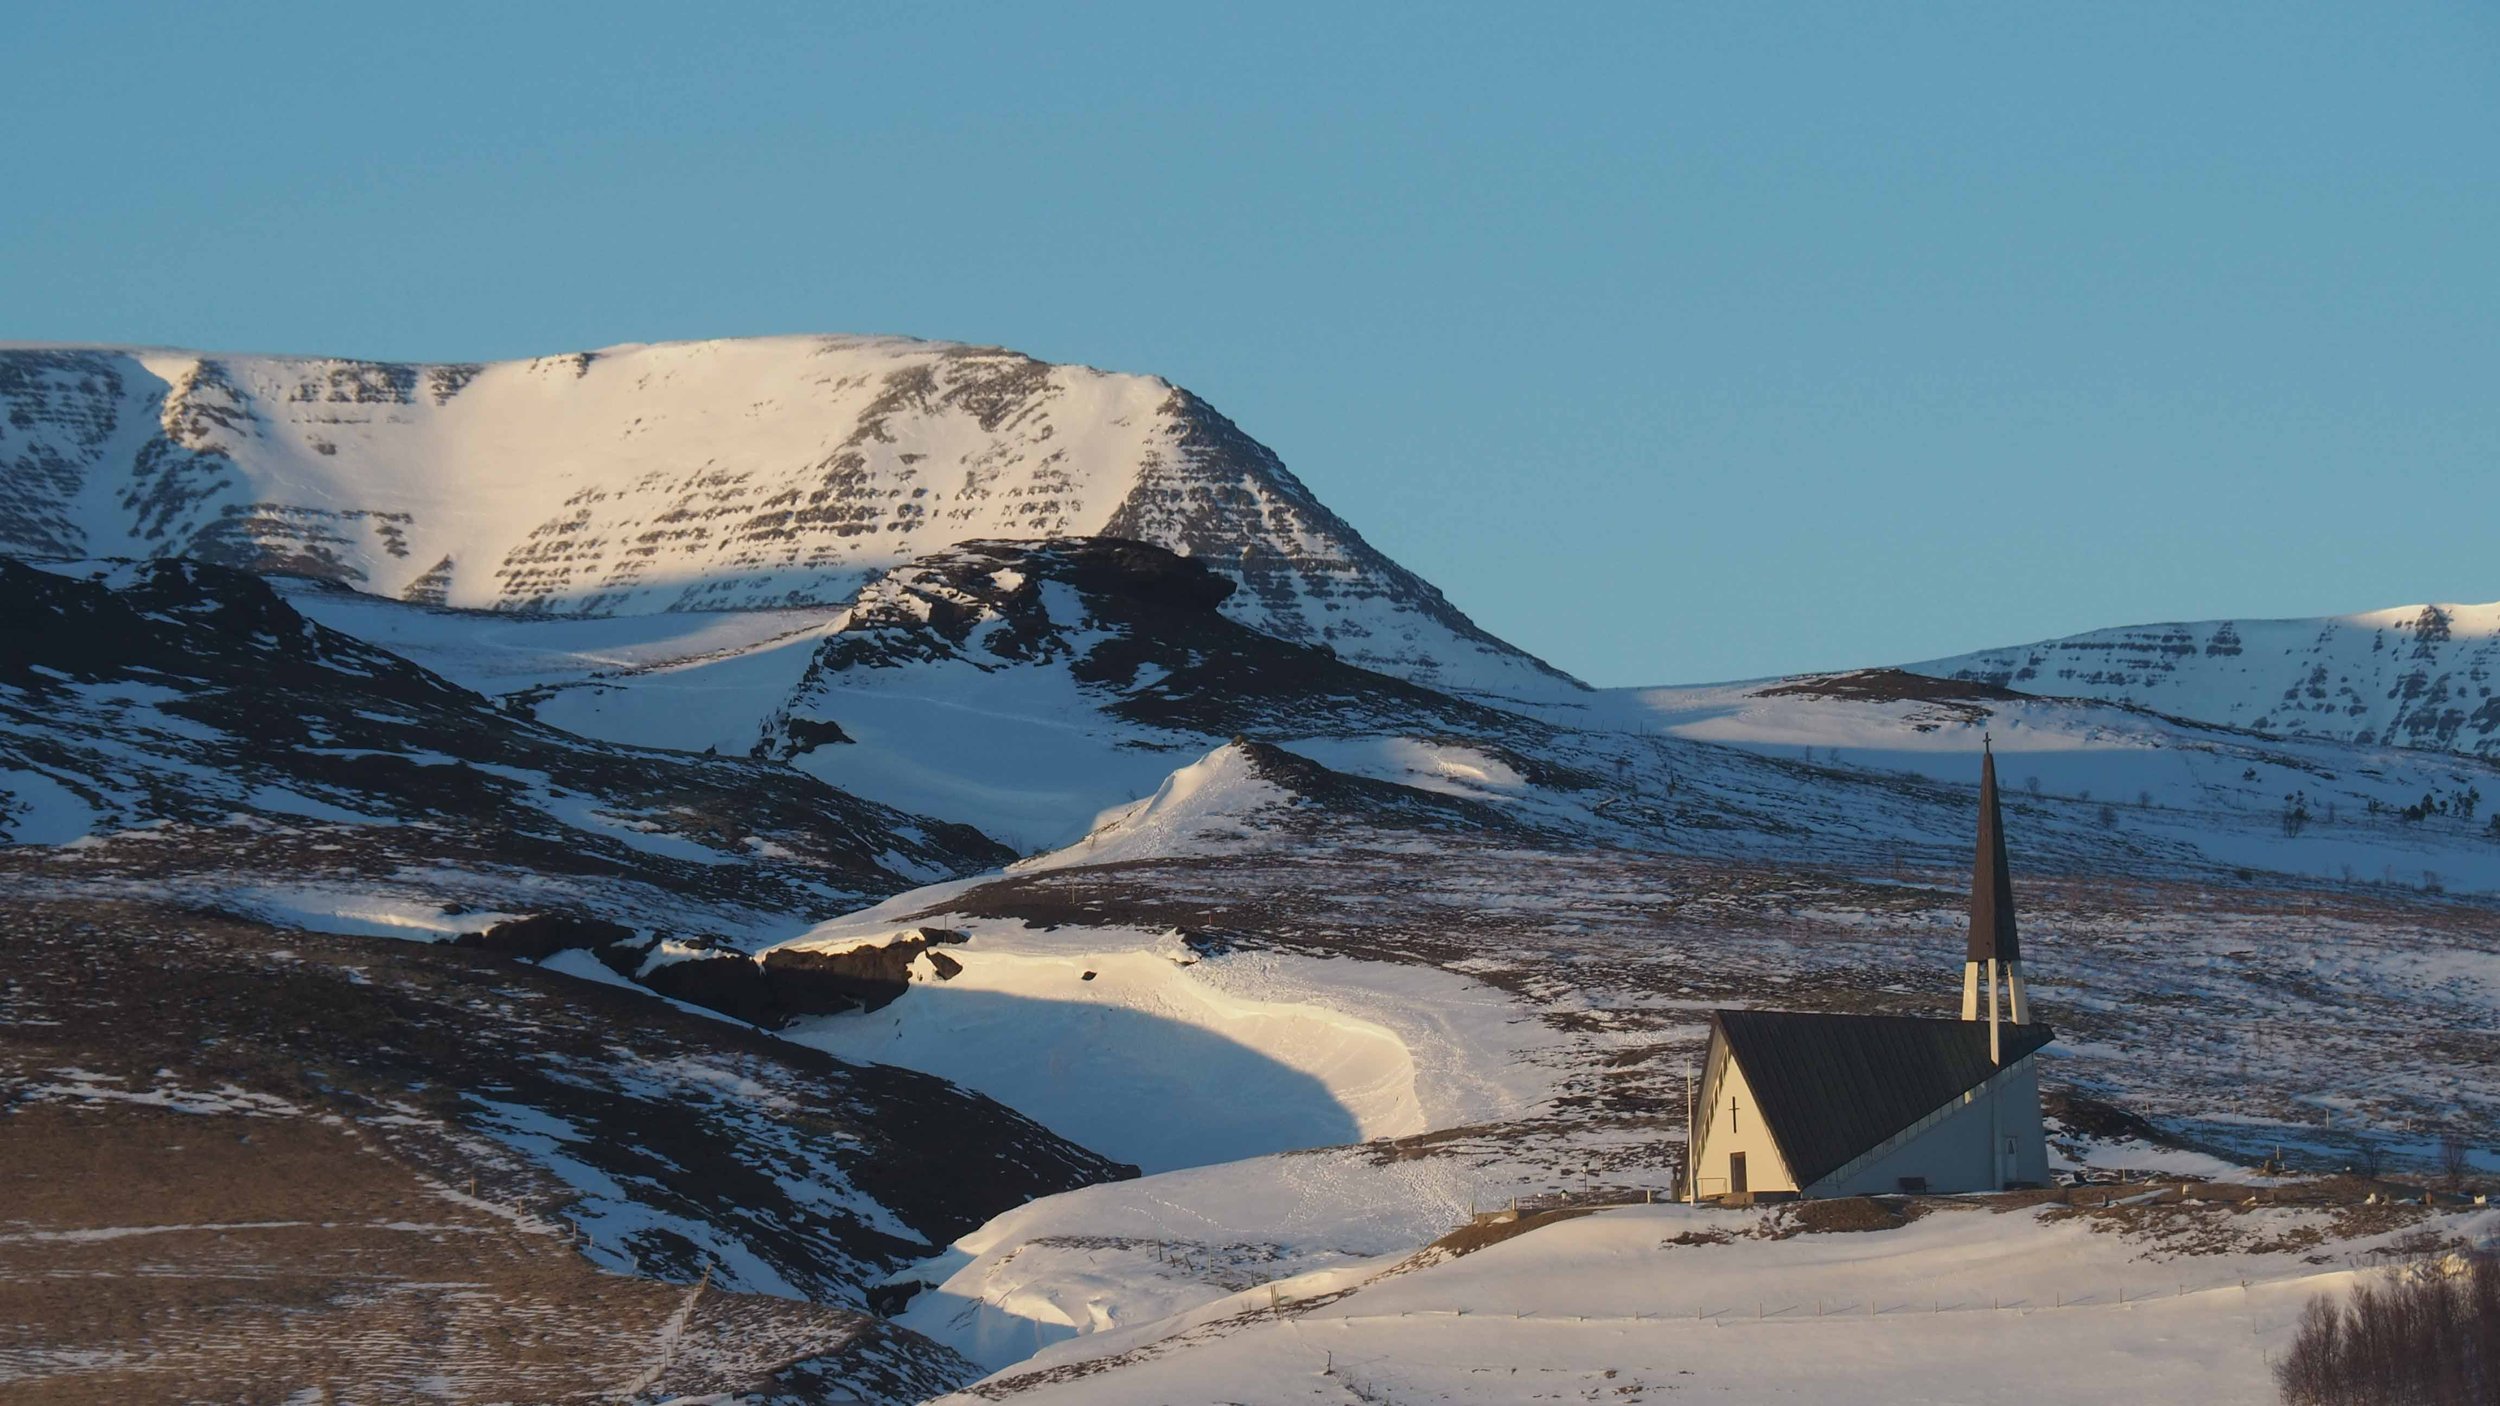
525 537 1553 849
3 895 1129 1401
0 337 1577 698
0 557 1007 931
1916 600 2500 757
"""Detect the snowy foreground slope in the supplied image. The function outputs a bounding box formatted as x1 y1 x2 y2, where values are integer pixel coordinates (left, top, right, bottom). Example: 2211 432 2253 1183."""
0 337 1573 697
932 1197 2499 1405
1920 599 2500 759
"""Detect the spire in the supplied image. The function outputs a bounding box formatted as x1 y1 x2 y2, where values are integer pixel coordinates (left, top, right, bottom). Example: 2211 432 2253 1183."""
1968 738 2020 965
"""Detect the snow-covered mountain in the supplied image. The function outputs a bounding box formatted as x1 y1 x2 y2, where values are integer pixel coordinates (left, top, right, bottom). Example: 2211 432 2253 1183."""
0 337 1577 698
1917 601 2500 757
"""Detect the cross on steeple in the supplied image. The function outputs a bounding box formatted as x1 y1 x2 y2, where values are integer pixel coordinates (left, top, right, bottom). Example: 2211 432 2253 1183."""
1961 736 2032 1059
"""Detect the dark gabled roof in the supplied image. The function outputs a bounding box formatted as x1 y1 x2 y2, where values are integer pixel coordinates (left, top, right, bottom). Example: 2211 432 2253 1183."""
1968 746 2021 962
1713 1009 2053 1189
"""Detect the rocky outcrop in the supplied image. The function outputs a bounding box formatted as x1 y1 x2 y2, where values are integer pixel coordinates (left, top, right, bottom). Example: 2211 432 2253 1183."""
454 912 638 961
629 929 972 1029
773 537 1539 745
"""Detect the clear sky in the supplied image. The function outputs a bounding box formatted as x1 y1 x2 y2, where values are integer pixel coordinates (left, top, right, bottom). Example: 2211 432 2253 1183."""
4 4 2493 686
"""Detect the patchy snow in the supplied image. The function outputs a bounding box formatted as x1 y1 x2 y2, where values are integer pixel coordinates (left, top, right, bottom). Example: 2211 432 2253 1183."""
1282 737 1529 799
463 1097 807 1296
209 885 510 941
534 792 740 866
0 769 98 844
18 1068 304 1118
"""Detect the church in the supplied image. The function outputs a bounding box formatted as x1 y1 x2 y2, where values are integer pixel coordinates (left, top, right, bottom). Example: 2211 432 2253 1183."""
1681 744 2053 1201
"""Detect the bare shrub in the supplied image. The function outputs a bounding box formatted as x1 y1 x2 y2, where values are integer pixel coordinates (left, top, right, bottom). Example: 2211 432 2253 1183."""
2352 1135 2386 1181
2274 1250 2500 1404
2441 1134 2474 1189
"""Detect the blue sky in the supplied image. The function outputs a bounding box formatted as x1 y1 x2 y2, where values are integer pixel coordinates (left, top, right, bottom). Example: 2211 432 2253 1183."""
4 4 2492 685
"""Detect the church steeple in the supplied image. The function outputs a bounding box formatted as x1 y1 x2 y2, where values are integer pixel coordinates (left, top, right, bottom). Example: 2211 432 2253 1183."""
1961 738 2032 1058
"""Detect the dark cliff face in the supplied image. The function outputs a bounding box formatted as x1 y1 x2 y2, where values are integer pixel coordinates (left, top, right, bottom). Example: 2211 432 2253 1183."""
0 349 122 558
0 556 1009 914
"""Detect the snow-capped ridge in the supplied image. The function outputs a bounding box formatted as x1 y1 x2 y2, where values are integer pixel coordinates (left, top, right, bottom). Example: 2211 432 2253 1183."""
0 336 1574 698
1917 597 2500 757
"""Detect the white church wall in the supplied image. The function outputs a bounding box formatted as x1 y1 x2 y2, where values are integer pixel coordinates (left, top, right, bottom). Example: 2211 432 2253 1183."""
1694 1053 1796 1197
1815 1056 2047 1197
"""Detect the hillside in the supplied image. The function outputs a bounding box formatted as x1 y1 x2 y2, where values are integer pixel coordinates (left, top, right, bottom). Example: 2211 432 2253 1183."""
0 898 1131 1402
1917 601 2500 758
0 337 1576 698
0 557 1008 933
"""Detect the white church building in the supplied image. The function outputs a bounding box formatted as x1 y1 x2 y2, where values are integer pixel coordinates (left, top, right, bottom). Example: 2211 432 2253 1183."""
1683 744 2053 1201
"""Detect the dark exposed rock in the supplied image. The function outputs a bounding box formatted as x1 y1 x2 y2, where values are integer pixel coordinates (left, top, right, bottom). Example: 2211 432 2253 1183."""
1761 668 2030 707
755 713 855 760
454 912 638 962
635 928 972 1029
2044 1090 2170 1146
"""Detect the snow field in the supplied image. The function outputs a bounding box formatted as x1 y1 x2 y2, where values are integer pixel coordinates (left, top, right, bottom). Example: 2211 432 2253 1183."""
1012 743 1294 872
1278 737 1530 801
278 583 848 701
785 668 1189 853
893 1148 1484 1370
788 943 1425 1175
944 1201 2500 1405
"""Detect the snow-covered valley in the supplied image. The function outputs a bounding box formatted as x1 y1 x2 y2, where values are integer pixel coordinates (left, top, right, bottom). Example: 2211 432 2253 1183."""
4 335 2496 1404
